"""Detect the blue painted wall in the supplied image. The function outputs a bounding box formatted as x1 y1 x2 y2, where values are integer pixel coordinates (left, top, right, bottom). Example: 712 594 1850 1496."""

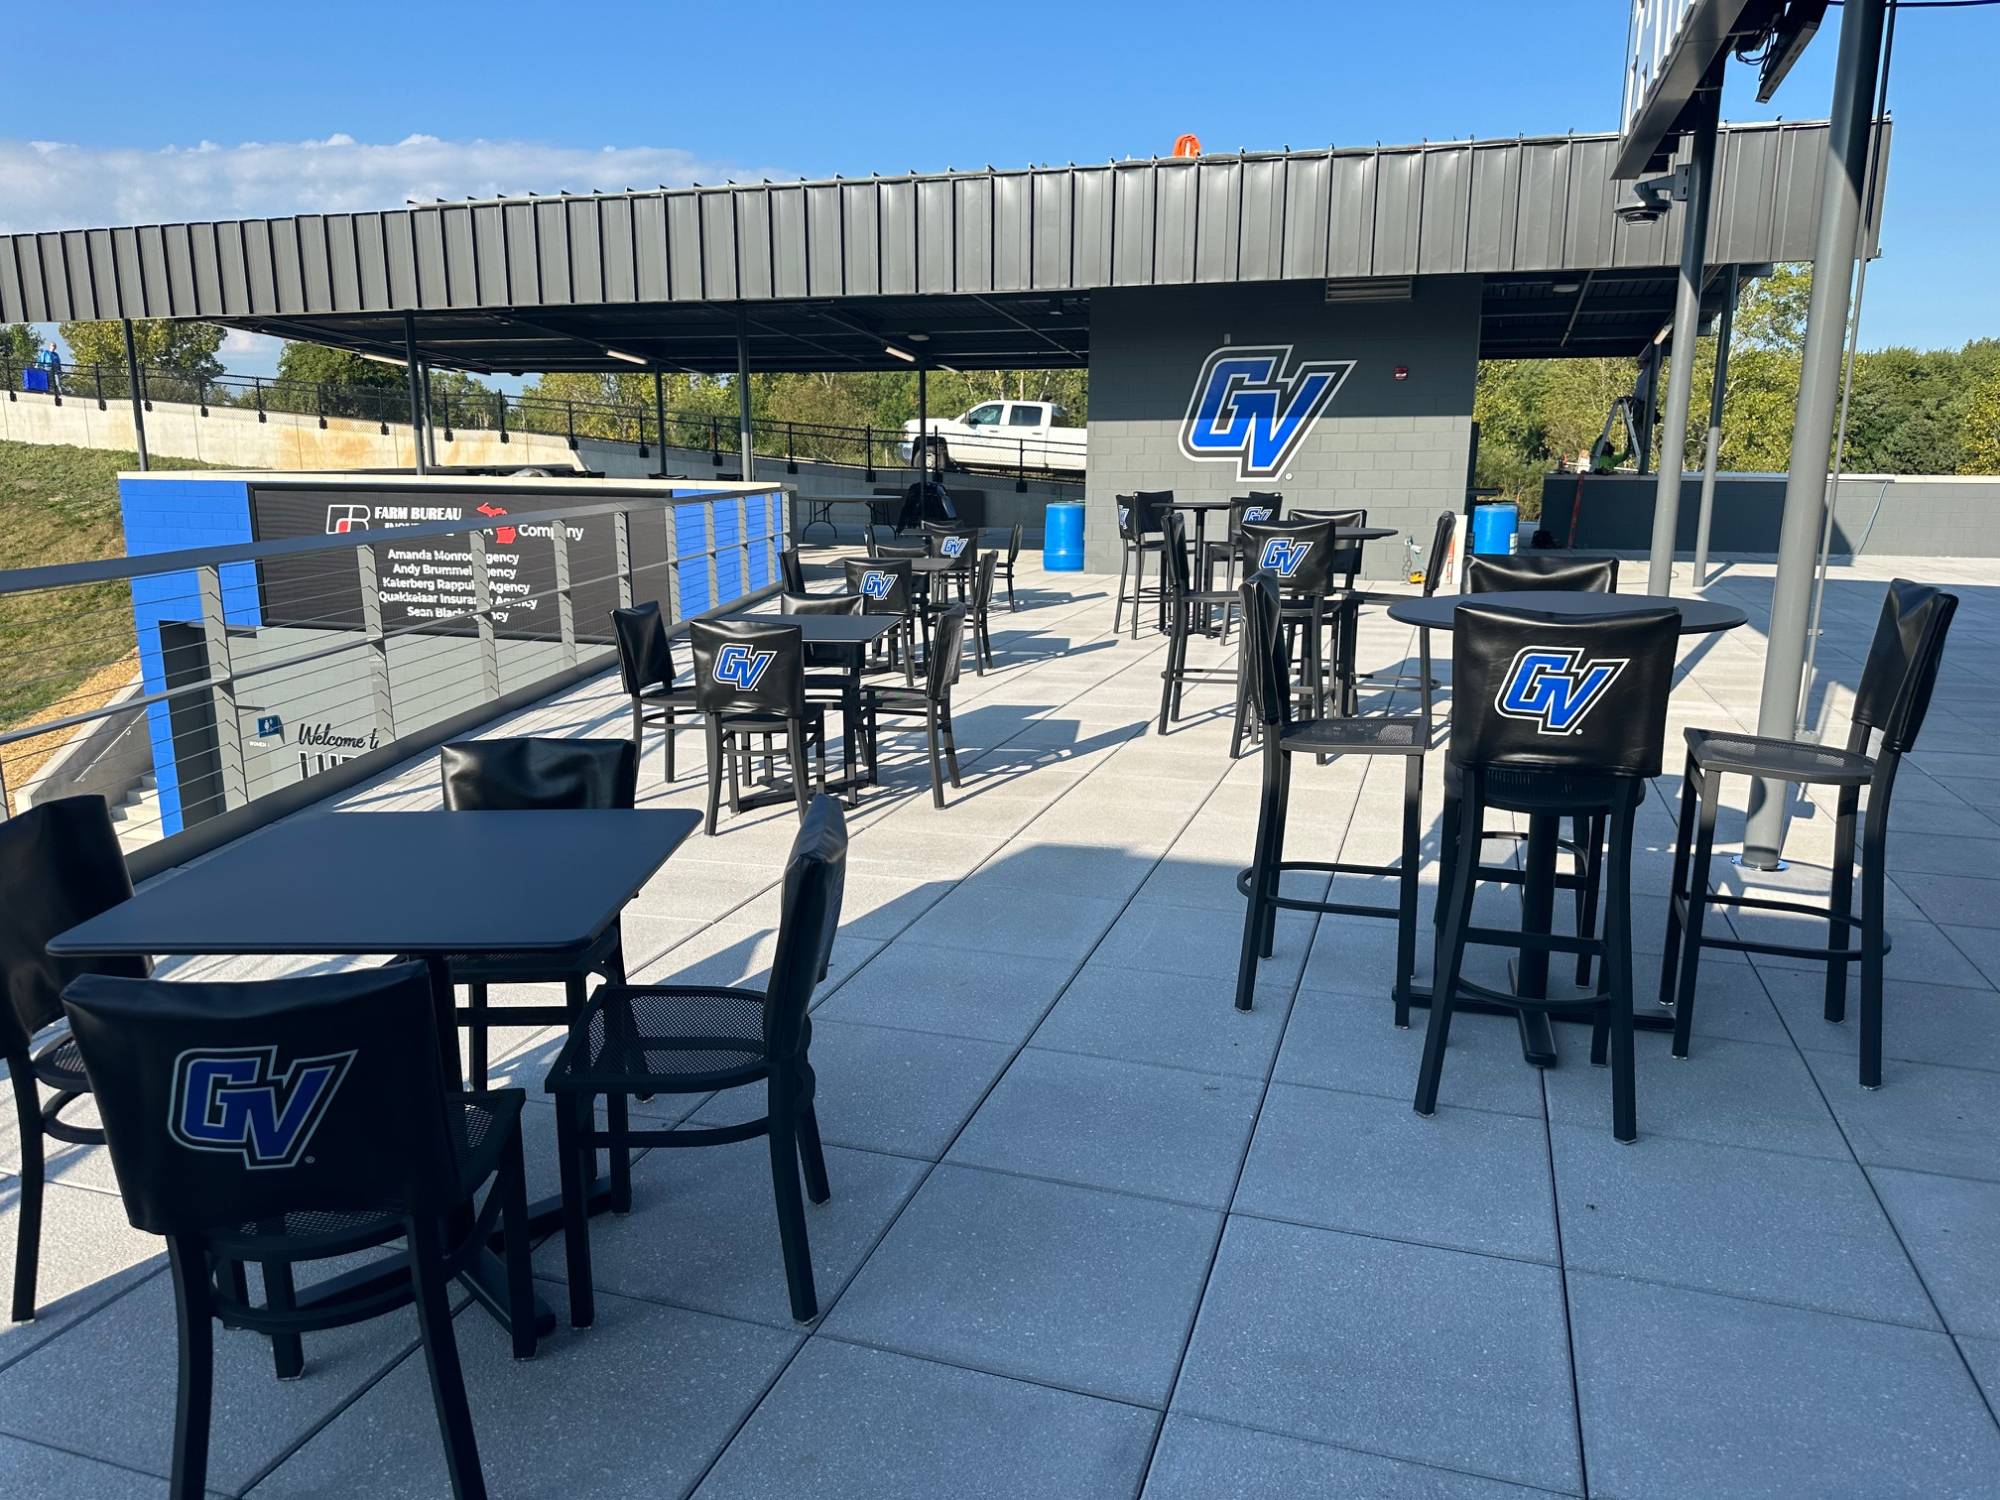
118 476 259 836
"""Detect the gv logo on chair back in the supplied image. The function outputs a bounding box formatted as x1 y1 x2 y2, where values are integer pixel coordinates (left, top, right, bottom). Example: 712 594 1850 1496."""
1258 537 1314 580
714 644 778 690
1243 506 1272 522
169 1047 355 1169
939 536 969 559
1495 647 1629 736
858 570 896 601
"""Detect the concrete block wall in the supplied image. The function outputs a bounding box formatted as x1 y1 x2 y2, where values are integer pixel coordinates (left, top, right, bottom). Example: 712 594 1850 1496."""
1082 279 1480 578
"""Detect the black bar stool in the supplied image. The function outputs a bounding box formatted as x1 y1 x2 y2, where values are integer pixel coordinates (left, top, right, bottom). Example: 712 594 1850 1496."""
1230 518 1338 758
1417 601 1680 1142
611 602 700 784
64 963 536 1500
1358 509 1459 694
1234 571 1432 1014
1112 490 1172 638
1662 579 1957 1088
1155 510 1250 735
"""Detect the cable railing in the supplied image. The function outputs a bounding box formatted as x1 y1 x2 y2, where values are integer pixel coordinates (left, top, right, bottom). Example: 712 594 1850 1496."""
0 481 789 877
1 356 1085 483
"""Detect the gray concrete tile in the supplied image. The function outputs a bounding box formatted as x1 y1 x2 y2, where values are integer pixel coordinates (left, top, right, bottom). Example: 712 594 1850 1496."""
1892 870 2000 929
1235 1085 1557 1263
1761 967 2000 1074
0 1256 425 1492
0 1179 165 1372
1551 1126 1937 1328
1544 1036 1848 1159
694 1339 1156 1500
1276 989 1547 1118
899 877 1124 963
685 1021 1012 1161
1032 965 1294 1079
1569 1271 2000 1500
1141 1415 1558 1500
0 1435 171 1498
533 1143 923 1329
976 838 1161 899
821 1164 1220 1406
1869 1167 2000 1340
1174 1217 1580 1494
248 1293 797 1499
1095 898 1318 987
812 944 1073 1044
1804 1051 2000 1182
947 1049 1263 1209
1961 1334 2000 1414
1650 960 1794 1048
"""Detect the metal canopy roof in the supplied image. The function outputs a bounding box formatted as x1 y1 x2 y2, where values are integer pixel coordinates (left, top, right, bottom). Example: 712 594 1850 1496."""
0 119 1883 370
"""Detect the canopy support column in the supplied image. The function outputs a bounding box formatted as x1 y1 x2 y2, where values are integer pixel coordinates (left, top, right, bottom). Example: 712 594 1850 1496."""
1691 265 1740 589
1646 66 1721 595
734 307 754 481
402 313 427 476
653 371 667 479
1742 0 1888 869
120 319 149 471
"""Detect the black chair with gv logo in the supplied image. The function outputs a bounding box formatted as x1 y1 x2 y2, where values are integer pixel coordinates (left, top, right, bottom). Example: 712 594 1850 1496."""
1113 491 1173 639
843 556 919 683
1662 579 1957 1087
611 601 701 784
922 523 981 605
1201 491 1284 627
1234 572 1430 1016
1 795 148 1324
62 963 536 1500
543 796 847 1326
1292 506 1369 714
1231 518 1338 757
1416 602 1680 1143
435 737 638 1095
692 617 826 832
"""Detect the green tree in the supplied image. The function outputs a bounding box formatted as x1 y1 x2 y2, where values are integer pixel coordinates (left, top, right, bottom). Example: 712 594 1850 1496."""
57 319 224 401
1 322 41 370
1960 371 2000 474
269 341 410 422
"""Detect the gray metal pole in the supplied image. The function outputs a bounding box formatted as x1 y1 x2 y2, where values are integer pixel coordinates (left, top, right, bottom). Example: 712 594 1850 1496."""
423 365 440 468
402 313 428 476
917 364 928 483
1741 0 1888 869
734 306 754 481
653 370 667 478
1645 78 1721 596
120 318 149 471
1691 264 1740 589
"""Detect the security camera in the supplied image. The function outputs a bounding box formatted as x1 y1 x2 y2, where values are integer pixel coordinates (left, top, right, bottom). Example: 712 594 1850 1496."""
1615 168 1685 226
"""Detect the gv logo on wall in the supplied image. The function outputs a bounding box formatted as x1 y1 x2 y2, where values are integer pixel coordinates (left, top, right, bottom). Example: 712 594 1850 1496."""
1179 346 1355 482
1494 647 1628 736
714 643 778 691
170 1047 355 1169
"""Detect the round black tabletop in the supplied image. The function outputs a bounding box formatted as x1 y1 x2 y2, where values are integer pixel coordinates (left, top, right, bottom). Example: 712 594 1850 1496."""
1386 590 1749 635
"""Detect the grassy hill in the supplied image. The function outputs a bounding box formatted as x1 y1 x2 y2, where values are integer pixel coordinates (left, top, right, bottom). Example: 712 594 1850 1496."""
0 440 217 789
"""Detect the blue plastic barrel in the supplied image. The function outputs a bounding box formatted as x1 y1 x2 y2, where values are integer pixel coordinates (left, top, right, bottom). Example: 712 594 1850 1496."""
1470 502 1520 557
1044 501 1085 572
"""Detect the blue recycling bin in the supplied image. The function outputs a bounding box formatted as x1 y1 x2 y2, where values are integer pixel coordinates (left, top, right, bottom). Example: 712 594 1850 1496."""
1470 502 1520 557
1044 501 1085 572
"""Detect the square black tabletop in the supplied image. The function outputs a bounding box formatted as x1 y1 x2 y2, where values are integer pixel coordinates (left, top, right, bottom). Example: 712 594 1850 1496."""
723 612 903 644
48 809 702 959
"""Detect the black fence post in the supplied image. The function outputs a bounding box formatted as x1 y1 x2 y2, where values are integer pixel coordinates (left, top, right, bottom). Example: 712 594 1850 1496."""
440 389 454 442
498 395 509 445
709 415 722 466
93 363 106 410
863 424 875 481
316 382 327 429
1016 438 1027 493
197 378 209 417
786 421 798 475
254 377 267 422
566 399 577 451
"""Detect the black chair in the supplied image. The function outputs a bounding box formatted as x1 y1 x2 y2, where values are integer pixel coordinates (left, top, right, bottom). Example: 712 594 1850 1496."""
998 522 1024 611
843 556 920 682
1113 491 1172 639
691 617 826 832
967 550 998 676
543 796 847 1325
1465 552 1619 594
1451 551 1623 988
1234 573 1430 1014
1293 507 1369 713
1230 518 1339 756
611 602 700 784
436 737 638 1093
63 963 536 1500
1417 602 1680 1142
922 523 981 604
780 546 808 596
1202 491 1285 611
1 795 147 1324
865 605 971 808
1156 511 1250 736
1662 579 1957 1087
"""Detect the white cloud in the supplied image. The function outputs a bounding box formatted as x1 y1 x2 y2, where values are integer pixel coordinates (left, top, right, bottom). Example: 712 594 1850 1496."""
0 133 769 233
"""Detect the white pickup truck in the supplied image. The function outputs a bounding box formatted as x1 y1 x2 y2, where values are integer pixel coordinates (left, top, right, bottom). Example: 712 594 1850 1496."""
898 400 1086 476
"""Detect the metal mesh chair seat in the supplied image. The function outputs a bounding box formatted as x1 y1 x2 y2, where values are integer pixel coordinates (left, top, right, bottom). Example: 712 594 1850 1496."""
549 984 771 1095
28 1032 90 1090
1280 715 1426 754
1686 728 1875 785
637 680 700 707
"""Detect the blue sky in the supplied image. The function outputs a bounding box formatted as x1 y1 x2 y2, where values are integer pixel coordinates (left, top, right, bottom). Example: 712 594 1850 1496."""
3 0 1994 374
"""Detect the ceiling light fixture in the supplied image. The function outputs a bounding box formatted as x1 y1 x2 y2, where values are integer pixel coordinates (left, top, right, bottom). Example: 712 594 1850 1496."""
606 348 648 365
884 345 916 363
